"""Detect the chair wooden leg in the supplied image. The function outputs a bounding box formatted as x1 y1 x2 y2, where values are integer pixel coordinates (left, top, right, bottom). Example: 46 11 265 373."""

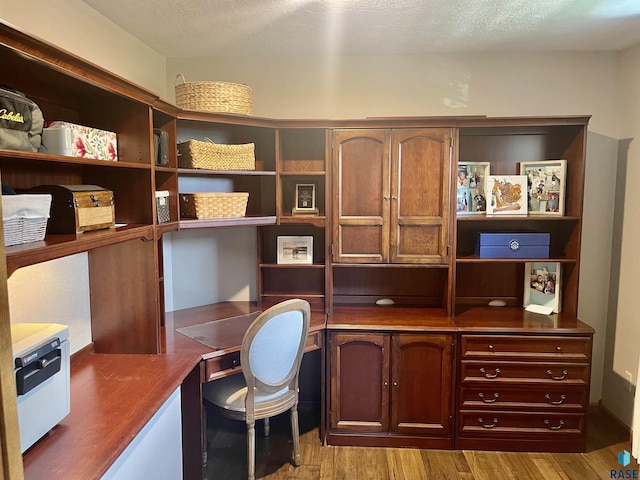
247 419 256 480
290 405 301 467
264 417 270 437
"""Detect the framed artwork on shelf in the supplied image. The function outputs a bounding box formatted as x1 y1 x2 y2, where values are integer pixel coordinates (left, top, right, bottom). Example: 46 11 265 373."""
277 236 313 264
518 160 567 215
485 175 528 215
524 261 562 314
292 183 318 215
457 162 490 215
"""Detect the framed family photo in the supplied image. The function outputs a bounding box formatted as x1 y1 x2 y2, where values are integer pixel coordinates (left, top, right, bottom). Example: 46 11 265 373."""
457 162 490 215
277 236 313 264
519 160 567 215
523 261 562 313
485 174 528 215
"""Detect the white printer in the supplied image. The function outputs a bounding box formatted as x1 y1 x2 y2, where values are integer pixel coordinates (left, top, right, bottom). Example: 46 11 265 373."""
11 323 70 453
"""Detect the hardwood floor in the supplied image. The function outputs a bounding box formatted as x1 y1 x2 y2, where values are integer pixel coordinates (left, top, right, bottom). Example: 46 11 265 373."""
204 403 635 480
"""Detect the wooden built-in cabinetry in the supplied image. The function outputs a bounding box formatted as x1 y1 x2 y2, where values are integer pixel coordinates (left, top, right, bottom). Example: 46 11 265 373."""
328 319 456 448
0 21 596 478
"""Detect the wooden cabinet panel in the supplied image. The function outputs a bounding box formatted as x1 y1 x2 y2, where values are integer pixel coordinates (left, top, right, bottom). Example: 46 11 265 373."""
459 385 587 411
460 334 591 361
459 411 585 437
329 331 455 445
332 128 451 264
332 130 390 263
390 129 450 263
391 334 453 435
460 361 590 385
329 332 389 432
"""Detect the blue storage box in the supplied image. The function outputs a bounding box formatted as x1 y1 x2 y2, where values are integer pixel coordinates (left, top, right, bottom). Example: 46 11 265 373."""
477 232 550 259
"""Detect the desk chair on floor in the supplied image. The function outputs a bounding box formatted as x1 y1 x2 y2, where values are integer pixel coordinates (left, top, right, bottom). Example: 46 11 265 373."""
202 299 311 480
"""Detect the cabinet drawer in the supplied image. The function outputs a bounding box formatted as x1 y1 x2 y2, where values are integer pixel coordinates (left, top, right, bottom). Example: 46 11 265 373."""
305 330 323 352
460 361 590 385
205 351 241 381
460 335 591 361
459 410 585 436
459 385 587 411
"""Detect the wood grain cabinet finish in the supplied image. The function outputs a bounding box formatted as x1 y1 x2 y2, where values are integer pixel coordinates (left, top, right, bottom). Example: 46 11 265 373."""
457 333 592 452
328 331 455 448
331 128 451 264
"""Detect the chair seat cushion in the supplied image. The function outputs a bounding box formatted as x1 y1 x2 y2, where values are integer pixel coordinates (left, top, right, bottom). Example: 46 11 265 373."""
202 373 294 417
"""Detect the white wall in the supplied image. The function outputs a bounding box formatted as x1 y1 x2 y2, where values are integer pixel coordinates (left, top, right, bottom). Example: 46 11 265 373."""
0 0 167 97
601 44 640 425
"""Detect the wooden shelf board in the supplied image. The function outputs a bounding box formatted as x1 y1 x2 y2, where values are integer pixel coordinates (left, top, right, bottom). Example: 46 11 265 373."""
259 263 326 269
456 256 578 263
0 149 151 169
177 168 275 176
6 224 153 276
179 215 277 229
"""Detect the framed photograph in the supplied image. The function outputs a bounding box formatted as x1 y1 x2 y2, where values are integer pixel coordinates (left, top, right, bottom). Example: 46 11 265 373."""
457 162 490 215
524 262 562 313
292 183 318 214
486 175 528 215
277 236 313 264
519 160 567 215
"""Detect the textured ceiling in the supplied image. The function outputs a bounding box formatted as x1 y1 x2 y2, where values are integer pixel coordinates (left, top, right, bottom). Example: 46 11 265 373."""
82 0 640 58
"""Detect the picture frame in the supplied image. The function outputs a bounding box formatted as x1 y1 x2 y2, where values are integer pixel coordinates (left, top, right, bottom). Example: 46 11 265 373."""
457 162 490 215
292 183 318 215
277 236 313 264
485 174 528 215
518 160 567 215
524 262 562 313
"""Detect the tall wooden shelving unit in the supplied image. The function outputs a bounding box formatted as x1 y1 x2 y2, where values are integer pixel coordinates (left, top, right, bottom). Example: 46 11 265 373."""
0 21 595 477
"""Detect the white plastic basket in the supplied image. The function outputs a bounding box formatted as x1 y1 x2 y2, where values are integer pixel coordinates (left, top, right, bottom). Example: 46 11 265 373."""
2 194 52 246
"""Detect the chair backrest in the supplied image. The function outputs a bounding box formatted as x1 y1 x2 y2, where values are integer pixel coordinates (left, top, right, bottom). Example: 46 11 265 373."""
241 299 310 396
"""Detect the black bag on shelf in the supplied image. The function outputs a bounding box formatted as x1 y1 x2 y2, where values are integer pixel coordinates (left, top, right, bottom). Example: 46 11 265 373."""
153 128 169 166
0 86 44 152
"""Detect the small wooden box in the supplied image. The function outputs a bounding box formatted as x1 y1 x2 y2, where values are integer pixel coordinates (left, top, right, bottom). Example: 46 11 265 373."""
28 185 115 233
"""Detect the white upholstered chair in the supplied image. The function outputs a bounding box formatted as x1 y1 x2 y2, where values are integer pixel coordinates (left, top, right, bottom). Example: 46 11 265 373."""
202 299 311 480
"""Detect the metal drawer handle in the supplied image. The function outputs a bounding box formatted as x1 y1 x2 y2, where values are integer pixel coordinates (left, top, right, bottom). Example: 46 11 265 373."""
545 393 566 405
478 417 498 428
480 367 501 379
547 369 568 381
544 419 565 430
478 392 499 403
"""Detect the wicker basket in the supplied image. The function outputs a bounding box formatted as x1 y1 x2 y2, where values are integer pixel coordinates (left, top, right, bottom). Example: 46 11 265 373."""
175 74 253 115
2 194 52 246
178 139 255 170
180 192 249 219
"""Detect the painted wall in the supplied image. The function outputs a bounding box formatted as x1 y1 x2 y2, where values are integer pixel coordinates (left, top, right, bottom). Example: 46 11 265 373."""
601 44 640 425
0 0 167 97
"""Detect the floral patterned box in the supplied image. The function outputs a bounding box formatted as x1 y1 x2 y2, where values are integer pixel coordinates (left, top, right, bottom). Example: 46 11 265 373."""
41 121 117 161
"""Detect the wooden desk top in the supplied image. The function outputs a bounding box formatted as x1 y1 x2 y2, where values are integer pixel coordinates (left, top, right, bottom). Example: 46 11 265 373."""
22 352 201 480
163 301 327 359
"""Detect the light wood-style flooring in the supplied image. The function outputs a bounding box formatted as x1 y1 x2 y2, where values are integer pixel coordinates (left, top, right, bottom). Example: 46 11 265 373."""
204 403 635 480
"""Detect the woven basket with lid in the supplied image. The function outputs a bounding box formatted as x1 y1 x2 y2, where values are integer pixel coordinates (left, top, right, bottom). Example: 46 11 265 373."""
175 74 253 115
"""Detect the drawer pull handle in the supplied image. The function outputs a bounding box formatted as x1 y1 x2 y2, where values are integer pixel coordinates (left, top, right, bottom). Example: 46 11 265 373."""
544 419 565 430
478 392 499 403
545 393 566 405
480 367 501 379
478 417 498 428
547 369 568 380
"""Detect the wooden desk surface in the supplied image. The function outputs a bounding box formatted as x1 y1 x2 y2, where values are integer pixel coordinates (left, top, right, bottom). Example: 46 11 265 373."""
22 353 201 480
163 301 327 359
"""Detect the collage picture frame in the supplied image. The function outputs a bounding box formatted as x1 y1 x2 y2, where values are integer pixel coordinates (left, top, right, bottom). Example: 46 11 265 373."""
457 162 490 215
519 160 567 216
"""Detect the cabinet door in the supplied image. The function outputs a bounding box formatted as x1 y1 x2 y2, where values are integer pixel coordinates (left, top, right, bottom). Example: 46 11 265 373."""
332 130 390 263
390 334 454 437
390 129 451 264
329 332 390 432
